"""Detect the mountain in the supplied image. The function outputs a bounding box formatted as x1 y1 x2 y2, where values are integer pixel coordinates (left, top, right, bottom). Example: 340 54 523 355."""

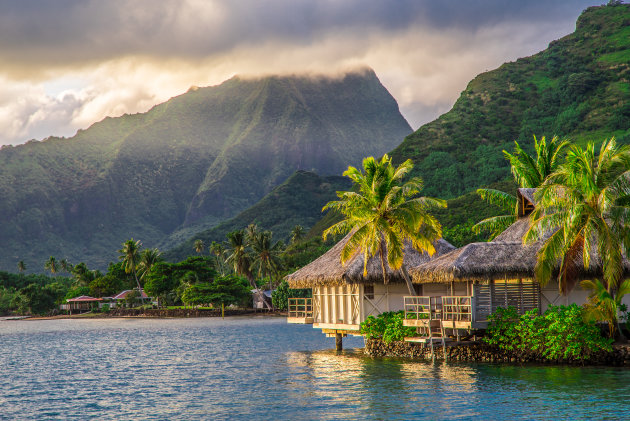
164 170 351 262
274 4 630 253
390 3 630 200
0 69 411 272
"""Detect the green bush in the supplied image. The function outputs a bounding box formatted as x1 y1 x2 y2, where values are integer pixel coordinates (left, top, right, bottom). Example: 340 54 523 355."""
484 304 613 361
271 280 311 310
360 311 417 343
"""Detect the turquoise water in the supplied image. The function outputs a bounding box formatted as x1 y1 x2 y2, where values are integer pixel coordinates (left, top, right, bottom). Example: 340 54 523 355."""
1 317 629 420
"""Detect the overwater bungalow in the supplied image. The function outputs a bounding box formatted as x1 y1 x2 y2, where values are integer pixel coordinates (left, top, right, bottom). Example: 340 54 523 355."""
285 231 455 347
288 188 630 351
404 188 630 345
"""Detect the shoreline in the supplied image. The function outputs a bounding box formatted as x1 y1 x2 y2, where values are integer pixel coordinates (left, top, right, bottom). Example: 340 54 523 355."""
3 309 288 321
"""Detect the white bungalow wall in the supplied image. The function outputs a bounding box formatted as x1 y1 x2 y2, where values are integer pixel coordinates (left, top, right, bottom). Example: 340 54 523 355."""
312 283 410 327
541 280 630 312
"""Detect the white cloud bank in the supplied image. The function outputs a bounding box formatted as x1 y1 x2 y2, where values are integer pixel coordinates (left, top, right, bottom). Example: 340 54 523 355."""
0 0 596 145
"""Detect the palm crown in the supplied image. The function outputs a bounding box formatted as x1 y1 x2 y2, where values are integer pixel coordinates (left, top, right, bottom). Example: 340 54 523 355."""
525 138 630 294
474 135 569 238
323 154 445 293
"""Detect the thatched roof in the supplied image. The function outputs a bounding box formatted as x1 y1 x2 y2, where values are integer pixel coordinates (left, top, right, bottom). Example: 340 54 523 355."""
411 212 630 284
493 217 531 242
410 241 539 283
286 233 455 288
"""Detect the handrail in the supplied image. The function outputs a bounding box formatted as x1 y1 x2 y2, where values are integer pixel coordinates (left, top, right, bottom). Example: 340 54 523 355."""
441 296 472 321
288 297 312 318
404 295 473 321
404 296 441 320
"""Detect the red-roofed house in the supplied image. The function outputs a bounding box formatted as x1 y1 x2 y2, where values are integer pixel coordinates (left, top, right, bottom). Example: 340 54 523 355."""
61 296 103 314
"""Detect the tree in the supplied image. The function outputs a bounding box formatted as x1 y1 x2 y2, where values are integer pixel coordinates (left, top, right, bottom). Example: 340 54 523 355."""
89 275 123 298
44 256 58 276
181 275 251 308
17 261 26 273
323 154 446 295
119 239 142 290
137 248 162 281
474 135 569 238
525 138 630 296
582 278 630 339
194 239 205 255
210 241 227 275
250 230 284 290
272 279 311 311
60 259 73 274
71 262 98 287
291 225 304 244
225 229 271 309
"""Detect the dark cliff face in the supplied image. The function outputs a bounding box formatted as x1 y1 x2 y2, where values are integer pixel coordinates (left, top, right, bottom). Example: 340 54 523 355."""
0 69 411 271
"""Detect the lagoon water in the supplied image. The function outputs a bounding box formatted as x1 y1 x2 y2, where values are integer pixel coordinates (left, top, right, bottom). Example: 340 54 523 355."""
1 317 629 420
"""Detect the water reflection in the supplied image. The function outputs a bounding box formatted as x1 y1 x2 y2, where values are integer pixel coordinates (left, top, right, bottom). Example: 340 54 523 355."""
2 318 630 420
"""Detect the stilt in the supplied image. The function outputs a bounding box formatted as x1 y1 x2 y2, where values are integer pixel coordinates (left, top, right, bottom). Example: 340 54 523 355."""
335 333 343 351
442 336 447 362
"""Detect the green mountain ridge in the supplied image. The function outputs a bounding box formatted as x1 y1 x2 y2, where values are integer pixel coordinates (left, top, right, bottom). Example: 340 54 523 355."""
0 69 411 272
390 3 630 199
204 3 629 256
164 170 351 262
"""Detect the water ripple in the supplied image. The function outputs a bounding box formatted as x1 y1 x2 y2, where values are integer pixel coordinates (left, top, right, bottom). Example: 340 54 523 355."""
1 317 629 420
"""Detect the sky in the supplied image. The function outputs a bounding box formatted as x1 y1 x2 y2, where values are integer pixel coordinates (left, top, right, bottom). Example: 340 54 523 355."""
0 0 598 146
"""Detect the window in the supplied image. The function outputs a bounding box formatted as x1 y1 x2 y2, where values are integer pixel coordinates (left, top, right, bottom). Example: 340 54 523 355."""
364 284 374 299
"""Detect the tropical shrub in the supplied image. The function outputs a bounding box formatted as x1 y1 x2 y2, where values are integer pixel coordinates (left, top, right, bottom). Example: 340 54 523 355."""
484 305 613 361
271 280 311 311
360 311 417 343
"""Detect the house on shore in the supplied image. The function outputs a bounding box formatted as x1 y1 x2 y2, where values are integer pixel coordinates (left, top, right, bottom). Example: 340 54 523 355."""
60 296 103 314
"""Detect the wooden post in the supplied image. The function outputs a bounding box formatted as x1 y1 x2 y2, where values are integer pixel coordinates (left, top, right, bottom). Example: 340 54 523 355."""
335 333 343 351
222 302 225 319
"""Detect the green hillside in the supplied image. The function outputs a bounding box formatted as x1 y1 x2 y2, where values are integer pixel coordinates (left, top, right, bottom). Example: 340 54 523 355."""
0 69 410 272
390 3 630 199
164 170 351 261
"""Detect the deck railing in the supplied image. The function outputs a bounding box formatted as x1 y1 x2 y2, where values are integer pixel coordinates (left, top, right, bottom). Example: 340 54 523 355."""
404 295 473 322
288 297 313 319
403 296 442 320
441 296 472 322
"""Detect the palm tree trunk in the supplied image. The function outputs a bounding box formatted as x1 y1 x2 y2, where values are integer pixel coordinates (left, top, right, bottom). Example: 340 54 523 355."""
401 266 417 296
133 270 142 291
378 245 389 285
245 270 272 310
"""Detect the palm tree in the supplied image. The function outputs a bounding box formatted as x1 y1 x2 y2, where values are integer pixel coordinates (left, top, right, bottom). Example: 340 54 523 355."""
119 239 143 290
44 256 58 276
323 154 446 295
245 223 259 244
291 225 304 244
250 230 284 290
225 230 252 280
225 229 271 309
194 239 205 255
473 135 569 238
581 278 630 338
138 248 162 281
17 260 26 273
71 262 95 286
210 241 227 275
525 138 630 296
60 258 73 274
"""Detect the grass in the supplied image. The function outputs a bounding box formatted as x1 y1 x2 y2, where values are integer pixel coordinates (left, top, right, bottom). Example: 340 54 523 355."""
597 49 630 64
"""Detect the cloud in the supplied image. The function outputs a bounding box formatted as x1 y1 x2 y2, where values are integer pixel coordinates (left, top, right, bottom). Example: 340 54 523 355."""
0 0 597 145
